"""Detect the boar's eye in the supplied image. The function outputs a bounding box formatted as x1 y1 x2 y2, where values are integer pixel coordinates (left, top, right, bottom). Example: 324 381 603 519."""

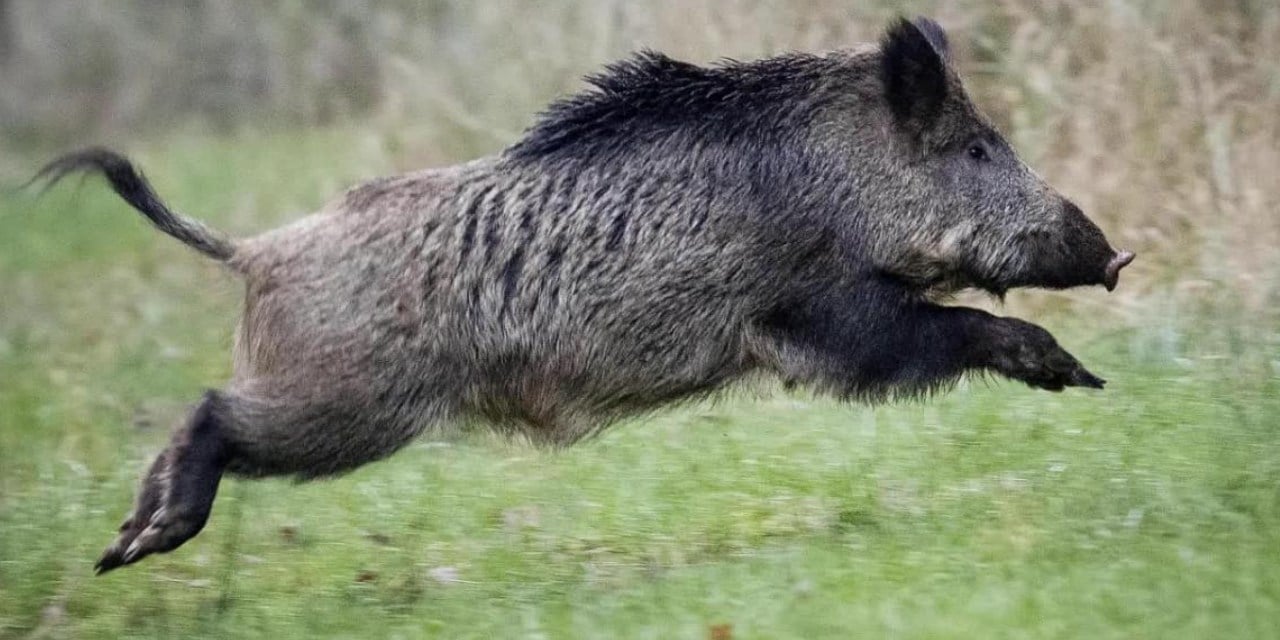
967 142 991 162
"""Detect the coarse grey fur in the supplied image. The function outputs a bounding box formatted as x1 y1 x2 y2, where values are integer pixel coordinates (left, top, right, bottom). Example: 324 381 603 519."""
33 17 1134 573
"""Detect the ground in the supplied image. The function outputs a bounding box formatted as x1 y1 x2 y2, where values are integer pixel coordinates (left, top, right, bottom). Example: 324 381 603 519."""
1 132 1277 639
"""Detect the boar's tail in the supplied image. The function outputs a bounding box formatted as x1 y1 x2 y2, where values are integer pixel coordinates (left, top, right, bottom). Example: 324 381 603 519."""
29 147 237 262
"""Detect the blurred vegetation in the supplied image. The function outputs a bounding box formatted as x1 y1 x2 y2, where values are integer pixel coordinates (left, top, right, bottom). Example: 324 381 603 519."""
1 1 1278 637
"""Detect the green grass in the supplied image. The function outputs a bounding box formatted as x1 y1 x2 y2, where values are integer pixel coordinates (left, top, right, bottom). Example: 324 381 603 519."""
1 132 1278 639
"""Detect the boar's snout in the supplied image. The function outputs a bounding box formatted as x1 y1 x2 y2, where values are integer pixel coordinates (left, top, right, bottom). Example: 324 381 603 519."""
1104 250 1135 292
1017 201 1135 292
1062 200 1135 292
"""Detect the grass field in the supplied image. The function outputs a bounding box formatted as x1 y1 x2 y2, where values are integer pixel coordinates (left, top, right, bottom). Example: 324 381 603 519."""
1 133 1278 639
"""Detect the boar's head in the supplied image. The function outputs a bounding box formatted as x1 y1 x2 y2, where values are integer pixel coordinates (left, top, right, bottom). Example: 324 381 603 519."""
837 18 1134 296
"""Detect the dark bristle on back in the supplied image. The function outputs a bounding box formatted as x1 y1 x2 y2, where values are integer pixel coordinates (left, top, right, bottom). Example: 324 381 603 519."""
505 50 831 161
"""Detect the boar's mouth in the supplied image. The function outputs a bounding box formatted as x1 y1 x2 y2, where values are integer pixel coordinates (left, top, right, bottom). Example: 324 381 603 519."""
903 228 1136 297
992 245 1136 294
987 202 1136 294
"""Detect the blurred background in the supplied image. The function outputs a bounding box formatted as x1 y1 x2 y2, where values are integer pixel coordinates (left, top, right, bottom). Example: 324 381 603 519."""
1 1 1278 638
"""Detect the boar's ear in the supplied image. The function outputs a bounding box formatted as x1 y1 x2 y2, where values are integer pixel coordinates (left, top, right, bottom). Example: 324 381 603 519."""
881 17 951 135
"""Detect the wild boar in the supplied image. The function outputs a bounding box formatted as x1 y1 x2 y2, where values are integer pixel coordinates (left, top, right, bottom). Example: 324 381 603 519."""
33 17 1134 572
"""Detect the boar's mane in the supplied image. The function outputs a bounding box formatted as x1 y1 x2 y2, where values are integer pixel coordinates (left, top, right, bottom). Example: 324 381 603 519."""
506 50 843 163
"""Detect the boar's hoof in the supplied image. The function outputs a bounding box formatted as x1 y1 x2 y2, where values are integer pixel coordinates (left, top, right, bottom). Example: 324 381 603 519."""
991 319 1106 392
1104 251 1136 291
1023 360 1106 393
1064 366 1106 391
96 394 226 574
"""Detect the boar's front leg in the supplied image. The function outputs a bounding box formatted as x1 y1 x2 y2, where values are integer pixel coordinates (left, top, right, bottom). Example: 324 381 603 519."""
970 315 1105 392
760 287 1104 397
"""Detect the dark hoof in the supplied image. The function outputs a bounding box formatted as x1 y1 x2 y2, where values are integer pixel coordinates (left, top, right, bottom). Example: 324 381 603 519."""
95 504 210 574
992 319 1107 393
1067 366 1106 390
96 393 227 574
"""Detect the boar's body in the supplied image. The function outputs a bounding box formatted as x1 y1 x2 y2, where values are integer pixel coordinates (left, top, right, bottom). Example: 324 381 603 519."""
230 157 773 453
227 51 914 460
33 18 1132 573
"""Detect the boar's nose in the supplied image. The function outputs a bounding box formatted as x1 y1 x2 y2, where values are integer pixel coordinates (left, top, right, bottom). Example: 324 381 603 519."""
1104 250 1135 292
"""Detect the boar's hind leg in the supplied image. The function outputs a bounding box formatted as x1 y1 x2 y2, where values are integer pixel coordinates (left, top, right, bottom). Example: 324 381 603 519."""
95 385 442 573
215 385 442 479
96 391 230 574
